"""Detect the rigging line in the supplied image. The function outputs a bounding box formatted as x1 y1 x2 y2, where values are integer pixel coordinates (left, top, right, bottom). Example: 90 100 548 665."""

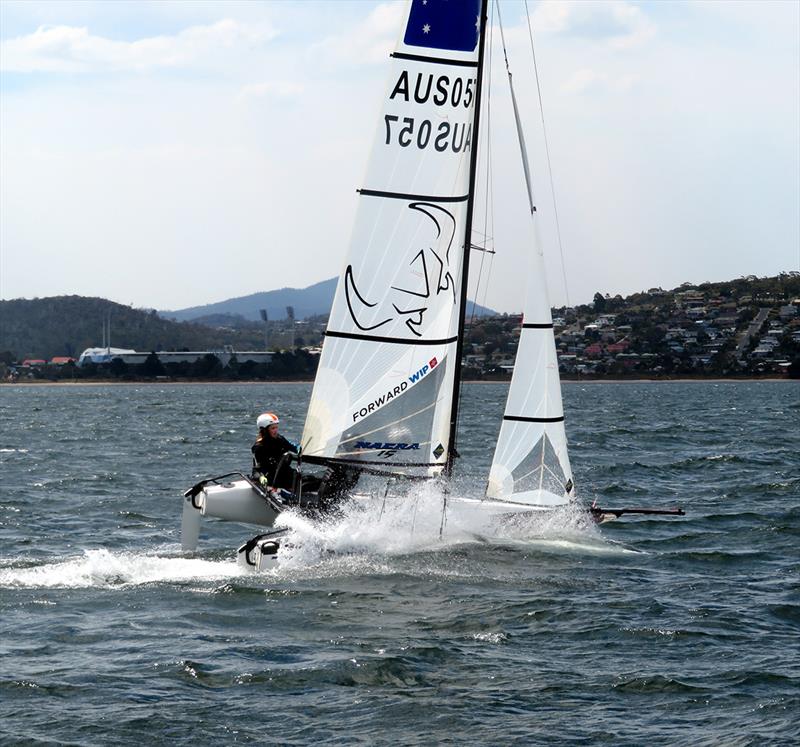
470 1 494 337
487 1 498 288
469 0 495 329
446 0 490 478
453 0 494 465
523 0 570 307
497 0 535 215
481 0 498 323
473 47 496 323
481 164 497 316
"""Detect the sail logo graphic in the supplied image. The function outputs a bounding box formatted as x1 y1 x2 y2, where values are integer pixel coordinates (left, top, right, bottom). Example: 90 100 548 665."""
409 356 437 384
345 203 457 338
354 441 421 459
354 442 420 451
352 356 440 423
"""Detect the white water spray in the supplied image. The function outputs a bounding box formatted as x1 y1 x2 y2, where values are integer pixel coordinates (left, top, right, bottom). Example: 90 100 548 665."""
0 548 246 589
0 485 636 589
268 481 617 570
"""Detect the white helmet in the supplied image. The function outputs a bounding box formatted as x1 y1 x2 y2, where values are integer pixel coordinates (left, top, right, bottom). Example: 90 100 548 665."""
257 412 279 429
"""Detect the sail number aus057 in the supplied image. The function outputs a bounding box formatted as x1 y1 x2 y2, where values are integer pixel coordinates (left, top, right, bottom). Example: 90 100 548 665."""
384 116 473 153
384 71 477 153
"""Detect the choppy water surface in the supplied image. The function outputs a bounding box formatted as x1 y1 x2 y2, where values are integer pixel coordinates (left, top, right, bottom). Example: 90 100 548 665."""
1 382 798 745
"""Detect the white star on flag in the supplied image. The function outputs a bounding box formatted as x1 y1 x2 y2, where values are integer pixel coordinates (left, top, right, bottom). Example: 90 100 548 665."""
423 24 431 34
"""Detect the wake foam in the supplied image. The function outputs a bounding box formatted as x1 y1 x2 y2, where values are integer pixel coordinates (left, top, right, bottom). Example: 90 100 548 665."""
0 548 244 589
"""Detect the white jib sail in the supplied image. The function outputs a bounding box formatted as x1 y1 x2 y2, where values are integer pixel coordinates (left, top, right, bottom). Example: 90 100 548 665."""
302 0 483 477
486 62 575 507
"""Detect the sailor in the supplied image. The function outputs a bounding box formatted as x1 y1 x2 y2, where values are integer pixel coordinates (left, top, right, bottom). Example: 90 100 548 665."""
251 411 357 508
251 412 299 491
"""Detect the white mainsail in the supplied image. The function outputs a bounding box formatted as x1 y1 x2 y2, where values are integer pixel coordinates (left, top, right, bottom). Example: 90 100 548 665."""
486 45 575 507
302 0 484 477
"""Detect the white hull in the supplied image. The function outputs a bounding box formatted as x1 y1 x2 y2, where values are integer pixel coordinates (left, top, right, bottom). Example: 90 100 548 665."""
181 477 281 552
237 529 288 571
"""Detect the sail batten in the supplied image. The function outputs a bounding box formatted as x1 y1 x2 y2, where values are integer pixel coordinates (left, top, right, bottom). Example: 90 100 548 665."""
503 415 565 423
391 52 480 68
324 331 459 346
358 189 470 203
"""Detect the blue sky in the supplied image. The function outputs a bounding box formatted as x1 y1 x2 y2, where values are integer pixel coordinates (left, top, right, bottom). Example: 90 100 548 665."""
1 0 798 312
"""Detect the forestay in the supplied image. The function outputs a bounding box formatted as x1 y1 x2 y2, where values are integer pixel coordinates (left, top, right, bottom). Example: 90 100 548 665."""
302 0 483 477
486 49 575 507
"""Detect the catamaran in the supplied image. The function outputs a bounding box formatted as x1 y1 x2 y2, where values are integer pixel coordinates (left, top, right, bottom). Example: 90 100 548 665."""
181 0 683 567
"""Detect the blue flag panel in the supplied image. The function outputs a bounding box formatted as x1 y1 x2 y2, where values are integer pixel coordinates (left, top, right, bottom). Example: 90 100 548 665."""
404 0 481 53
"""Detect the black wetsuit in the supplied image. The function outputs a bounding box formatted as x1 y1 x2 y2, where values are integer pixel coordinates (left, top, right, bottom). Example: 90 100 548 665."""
251 433 298 490
252 432 361 506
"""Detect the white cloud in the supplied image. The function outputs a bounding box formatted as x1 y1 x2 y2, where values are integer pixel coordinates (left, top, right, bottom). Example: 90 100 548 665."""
238 81 304 101
562 68 605 94
311 2 405 65
0 19 277 73
0 1 796 311
534 0 656 49
561 68 640 94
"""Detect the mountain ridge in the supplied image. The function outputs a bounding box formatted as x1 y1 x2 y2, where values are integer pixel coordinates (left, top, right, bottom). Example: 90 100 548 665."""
161 277 498 322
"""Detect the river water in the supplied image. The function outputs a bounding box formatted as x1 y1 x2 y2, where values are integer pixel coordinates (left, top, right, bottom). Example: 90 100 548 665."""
1 381 798 745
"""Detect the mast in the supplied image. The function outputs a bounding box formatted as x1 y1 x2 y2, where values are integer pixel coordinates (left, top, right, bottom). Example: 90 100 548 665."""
445 0 490 477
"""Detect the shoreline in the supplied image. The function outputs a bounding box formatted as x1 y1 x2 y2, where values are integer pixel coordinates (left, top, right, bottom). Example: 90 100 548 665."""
1 377 794 387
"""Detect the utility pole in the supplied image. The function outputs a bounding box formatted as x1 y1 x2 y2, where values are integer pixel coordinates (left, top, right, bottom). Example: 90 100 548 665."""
259 309 269 350
286 306 295 352
102 312 111 355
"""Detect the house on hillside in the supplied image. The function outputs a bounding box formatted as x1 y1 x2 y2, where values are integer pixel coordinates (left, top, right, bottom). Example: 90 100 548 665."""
616 353 640 368
607 339 631 355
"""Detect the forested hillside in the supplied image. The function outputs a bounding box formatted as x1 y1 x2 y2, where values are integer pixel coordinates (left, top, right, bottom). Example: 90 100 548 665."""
0 296 268 360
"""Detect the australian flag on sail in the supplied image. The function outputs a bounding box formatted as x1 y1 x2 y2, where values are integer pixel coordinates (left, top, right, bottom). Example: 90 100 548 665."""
404 0 481 53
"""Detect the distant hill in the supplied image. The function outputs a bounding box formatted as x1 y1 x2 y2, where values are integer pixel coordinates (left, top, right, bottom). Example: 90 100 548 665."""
0 296 269 360
162 278 498 322
3 273 797 373
0 286 494 360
